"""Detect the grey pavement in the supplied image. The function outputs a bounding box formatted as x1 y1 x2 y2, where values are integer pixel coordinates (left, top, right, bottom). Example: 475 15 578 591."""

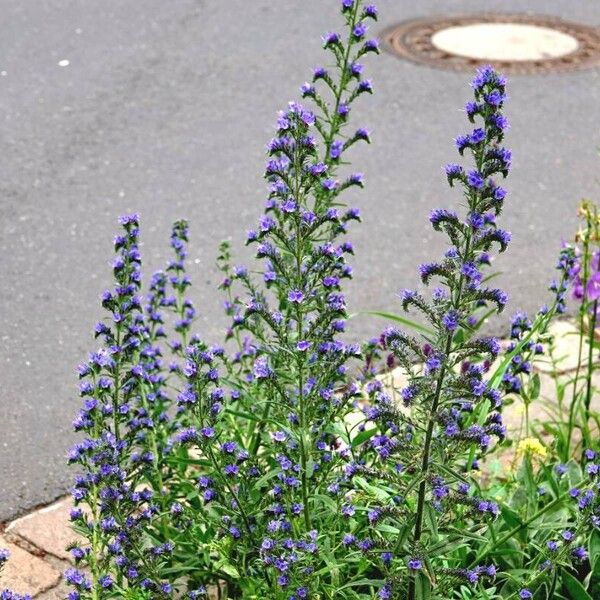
1 0 599 521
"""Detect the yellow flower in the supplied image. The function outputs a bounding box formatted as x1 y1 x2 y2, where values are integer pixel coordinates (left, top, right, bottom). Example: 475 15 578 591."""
516 437 548 459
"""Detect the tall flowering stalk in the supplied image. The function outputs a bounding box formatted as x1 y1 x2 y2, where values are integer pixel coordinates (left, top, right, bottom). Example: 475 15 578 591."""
168 1 379 596
66 1 378 596
68 216 183 598
347 67 512 599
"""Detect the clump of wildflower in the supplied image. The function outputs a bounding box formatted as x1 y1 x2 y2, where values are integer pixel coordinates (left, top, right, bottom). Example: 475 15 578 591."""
76 1 380 597
69 215 184 596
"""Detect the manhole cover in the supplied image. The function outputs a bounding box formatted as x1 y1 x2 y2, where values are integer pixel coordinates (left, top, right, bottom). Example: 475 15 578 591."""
384 14 600 74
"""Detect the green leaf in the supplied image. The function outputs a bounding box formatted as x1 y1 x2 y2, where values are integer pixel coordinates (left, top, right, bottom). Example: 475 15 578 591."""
540 463 561 497
415 572 432 600
589 530 600 573
454 328 465 345
567 459 583 487
351 426 378 448
522 455 537 497
500 504 523 531
562 569 592 600
530 373 541 400
215 559 240 580
424 504 439 539
336 577 384 591
360 310 436 336
375 523 401 535
353 476 391 502
509 488 528 513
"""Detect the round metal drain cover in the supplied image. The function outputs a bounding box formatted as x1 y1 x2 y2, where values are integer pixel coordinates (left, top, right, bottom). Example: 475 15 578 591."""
384 14 600 74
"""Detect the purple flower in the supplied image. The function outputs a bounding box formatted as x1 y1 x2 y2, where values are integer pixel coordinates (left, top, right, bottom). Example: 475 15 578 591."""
490 113 509 131
467 170 485 190
323 32 341 47
484 89 505 107
330 140 343 159
288 289 305 303
253 357 272 379
442 309 460 332
364 38 379 53
301 82 316 97
313 66 328 80
355 127 370 141
353 22 367 39
586 272 600 300
118 214 139 226
455 135 470 153
338 103 350 118
465 101 480 118
430 208 458 228
364 5 378 19
470 128 485 144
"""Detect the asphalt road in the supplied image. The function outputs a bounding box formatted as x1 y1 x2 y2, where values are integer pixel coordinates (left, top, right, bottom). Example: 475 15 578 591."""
1 0 600 521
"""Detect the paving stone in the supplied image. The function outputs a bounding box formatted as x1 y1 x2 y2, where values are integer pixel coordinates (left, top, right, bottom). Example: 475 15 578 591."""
0 535 60 595
6 497 83 562
36 580 70 600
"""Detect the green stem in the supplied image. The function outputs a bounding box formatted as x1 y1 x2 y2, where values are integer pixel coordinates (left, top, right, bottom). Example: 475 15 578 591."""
408 334 453 570
90 479 102 600
408 238 471 599
112 325 122 441
407 137 489 598
324 2 360 159
583 299 598 444
205 442 254 536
